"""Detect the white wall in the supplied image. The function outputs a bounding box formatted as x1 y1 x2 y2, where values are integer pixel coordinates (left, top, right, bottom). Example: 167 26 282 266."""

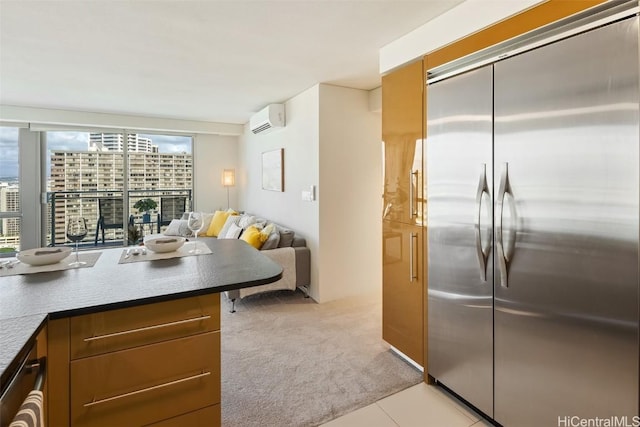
194 134 239 213
238 85 321 299
379 0 543 73
368 87 382 112
237 84 381 303
318 84 382 302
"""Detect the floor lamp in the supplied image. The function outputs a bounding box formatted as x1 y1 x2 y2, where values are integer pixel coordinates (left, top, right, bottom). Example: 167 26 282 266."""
222 169 235 209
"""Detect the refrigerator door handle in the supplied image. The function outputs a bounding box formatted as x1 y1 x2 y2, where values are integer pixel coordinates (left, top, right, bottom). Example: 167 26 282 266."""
474 164 490 281
496 162 510 288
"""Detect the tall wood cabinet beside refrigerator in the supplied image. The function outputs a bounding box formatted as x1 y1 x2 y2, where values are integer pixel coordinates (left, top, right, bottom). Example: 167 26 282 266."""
381 60 425 368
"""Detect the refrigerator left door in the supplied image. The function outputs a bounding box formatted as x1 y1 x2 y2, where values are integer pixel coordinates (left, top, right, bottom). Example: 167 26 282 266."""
426 65 494 417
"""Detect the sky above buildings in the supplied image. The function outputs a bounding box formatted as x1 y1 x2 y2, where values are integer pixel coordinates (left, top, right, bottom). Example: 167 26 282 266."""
0 127 18 179
0 129 192 179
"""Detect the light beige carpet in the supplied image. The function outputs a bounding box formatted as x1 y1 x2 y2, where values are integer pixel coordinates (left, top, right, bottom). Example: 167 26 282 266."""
220 289 423 427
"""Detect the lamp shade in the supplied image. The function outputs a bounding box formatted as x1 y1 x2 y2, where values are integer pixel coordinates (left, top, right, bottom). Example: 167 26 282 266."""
222 169 235 187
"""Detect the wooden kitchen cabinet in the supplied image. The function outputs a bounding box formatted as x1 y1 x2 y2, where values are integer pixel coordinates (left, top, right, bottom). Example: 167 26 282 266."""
382 59 424 226
381 59 426 368
48 293 221 427
69 294 220 359
145 405 220 427
70 332 220 427
382 221 424 365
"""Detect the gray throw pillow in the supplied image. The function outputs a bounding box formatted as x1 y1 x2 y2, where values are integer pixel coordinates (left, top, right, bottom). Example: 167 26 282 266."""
261 225 281 250
277 227 295 248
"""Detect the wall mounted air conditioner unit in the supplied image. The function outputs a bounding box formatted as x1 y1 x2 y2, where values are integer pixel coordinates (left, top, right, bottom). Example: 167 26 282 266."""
250 104 285 134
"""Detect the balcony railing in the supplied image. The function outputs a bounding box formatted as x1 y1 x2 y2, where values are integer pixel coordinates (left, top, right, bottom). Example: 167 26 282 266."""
47 189 192 247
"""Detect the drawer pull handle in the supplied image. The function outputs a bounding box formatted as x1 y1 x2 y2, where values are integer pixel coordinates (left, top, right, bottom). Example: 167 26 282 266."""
83 315 211 342
84 371 211 407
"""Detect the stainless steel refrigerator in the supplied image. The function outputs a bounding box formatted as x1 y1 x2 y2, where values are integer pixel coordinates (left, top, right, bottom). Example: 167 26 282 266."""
427 11 639 427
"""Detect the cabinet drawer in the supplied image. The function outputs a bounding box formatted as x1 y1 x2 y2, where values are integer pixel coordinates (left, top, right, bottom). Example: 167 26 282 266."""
70 331 220 427
70 293 220 359
144 404 220 427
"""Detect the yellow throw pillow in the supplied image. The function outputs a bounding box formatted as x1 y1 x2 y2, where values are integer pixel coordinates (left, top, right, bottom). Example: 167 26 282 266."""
206 210 231 237
241 225 269 249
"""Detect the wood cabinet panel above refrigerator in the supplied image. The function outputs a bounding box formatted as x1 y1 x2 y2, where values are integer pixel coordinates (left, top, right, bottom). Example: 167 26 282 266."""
382 60 425 226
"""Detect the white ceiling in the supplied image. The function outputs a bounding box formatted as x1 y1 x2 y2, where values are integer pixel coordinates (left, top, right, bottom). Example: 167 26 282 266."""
0 0 464 125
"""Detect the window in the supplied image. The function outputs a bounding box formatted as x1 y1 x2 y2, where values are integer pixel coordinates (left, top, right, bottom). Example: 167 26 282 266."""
0 127 20 254
128 134 192 234
45 131 193 247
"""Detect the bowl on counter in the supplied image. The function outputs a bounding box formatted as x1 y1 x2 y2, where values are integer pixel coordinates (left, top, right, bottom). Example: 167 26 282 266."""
143 235 186 253
17 247 73 266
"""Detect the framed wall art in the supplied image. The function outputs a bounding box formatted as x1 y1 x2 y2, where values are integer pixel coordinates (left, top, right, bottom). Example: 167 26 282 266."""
262 148 284 192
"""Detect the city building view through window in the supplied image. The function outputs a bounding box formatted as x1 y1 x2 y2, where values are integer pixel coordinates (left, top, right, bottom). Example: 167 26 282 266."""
0 129 193 252
46 132 193 247
0 127 20 252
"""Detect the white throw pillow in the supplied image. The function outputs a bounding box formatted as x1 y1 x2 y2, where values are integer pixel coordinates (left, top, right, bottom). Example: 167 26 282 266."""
218 215 241 239
164 219 191 237
201 212 215 231
181 212 215 232
238 214 257 229
224 223 243 239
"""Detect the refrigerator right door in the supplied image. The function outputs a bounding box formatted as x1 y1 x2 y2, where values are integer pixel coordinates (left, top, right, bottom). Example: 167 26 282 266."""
494 16 639 427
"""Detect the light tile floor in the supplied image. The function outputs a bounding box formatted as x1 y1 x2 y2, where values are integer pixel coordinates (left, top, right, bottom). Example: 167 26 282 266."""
321 382 494 427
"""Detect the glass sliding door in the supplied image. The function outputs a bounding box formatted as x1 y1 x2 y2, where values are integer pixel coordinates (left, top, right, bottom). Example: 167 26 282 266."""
44 131 193 248
127 133 192 238
45 131 125 247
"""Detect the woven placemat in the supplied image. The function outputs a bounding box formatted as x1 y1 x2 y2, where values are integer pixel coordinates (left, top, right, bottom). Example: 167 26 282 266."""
0 251 102 277
118 241 212 264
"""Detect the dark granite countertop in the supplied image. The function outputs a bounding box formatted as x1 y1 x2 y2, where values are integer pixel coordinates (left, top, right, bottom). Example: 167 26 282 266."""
0 314 47 387
0 238 282 389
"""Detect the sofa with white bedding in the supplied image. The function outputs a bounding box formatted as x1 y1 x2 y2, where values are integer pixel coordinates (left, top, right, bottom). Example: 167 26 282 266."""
164 210 311 311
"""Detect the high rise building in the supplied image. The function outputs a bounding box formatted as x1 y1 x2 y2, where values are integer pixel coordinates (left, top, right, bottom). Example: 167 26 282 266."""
0 183 20 237
89 133 157 153
49 134 192 245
